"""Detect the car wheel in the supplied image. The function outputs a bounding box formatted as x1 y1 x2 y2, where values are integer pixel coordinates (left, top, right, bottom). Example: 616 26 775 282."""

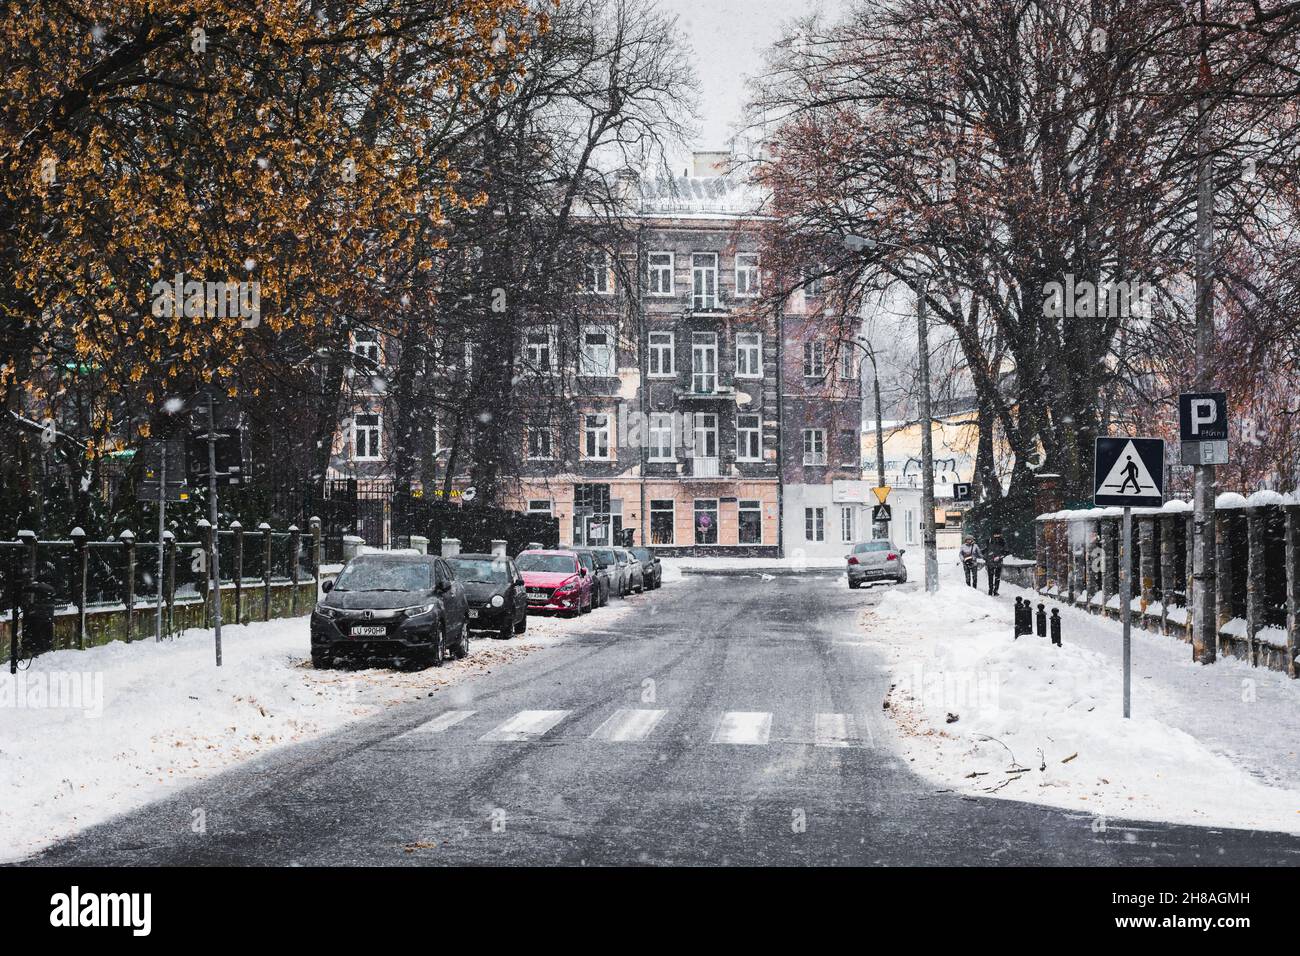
513 613 527 635
848 580 860 590
312 651 332 669
454 622 470 659
430 623 446 667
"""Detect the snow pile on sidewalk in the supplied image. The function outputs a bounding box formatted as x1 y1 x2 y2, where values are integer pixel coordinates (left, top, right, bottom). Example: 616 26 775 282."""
0 603 631 862
870 562 1300 834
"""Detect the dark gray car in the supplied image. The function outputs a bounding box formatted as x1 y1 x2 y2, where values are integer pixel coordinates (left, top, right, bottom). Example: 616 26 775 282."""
615 547 644 593
846 540 908 588
574 548 612 607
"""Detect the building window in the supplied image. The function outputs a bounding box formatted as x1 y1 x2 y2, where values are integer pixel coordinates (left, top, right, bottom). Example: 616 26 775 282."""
803 428 826 465
905 509 917 544
803 266 826 297
805 507 825 542
649 413 674 462
352 414 382 461
692 253 718 311
580 326 615 377
739 499 762 544
735 331 762 378
841 506 855 543
648 252 673 295
736 413 761 461
648 331 675 376
839 346 856 380
528 499 553 516
524 329 554 371
694 498 719 545
650 499 675 545
584 250 611 293
583 413 611 459
803 339 826 378
692 412 718 459
735 253 760 297
351 329 382 368
691 331 717 394
527 426 553 460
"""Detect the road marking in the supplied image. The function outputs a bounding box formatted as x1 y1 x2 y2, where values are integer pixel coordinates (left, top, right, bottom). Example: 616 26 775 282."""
401 710 476 737
589 708 666 742
814 713 863 748
711 711 772 745
479 710 570 742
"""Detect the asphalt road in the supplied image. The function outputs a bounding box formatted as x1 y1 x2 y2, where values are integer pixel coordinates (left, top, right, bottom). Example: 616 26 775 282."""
31 573 1300 866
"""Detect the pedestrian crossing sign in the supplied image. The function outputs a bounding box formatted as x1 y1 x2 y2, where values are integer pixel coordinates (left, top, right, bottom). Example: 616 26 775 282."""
1094 437 1164 507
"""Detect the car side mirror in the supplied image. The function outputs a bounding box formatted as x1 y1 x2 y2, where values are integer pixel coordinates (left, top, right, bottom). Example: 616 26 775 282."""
579 567 588 577
437 579 452 593
321 579 334 593
900 549 907 555
516 577 525 586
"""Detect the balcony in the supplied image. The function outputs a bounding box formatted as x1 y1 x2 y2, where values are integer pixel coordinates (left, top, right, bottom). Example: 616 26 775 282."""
686 456 720 478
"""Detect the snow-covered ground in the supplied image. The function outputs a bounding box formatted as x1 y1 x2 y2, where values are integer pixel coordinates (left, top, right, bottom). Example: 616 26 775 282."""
871 549 1300 834
660 555 846 573
0 599 638 863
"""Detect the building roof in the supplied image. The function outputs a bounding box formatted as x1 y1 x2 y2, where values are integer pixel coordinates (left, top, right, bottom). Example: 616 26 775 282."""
634 172 767 219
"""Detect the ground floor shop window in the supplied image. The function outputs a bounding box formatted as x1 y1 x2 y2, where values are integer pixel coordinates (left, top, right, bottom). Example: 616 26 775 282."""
650 499 675 545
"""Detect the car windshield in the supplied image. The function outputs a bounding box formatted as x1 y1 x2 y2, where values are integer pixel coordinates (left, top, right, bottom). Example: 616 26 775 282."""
616 550 630 562
515 553 578 574
631 548 651 561
576 553 594 569
853 541 894 553
593 549 616 566
447 557 512 584
332 558 432 592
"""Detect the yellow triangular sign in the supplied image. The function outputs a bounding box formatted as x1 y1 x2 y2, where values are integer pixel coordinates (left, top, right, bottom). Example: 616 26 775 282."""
872 486 891 505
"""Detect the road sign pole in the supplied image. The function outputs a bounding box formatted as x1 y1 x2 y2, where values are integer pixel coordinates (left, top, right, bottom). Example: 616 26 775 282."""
155 448 166 643
1121 506 1132 718
207 394 223 667
916 278 938 592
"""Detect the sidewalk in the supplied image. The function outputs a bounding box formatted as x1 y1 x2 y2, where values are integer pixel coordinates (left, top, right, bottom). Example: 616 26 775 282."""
869 551 1300 834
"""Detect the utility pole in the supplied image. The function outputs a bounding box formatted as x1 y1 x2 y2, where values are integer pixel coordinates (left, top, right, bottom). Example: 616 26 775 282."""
1191 0 1216 664
205 393 224 666
917 278 938 592
854 336 888 538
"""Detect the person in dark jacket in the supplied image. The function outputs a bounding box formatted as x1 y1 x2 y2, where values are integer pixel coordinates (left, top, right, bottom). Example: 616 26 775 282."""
985 530 1008 596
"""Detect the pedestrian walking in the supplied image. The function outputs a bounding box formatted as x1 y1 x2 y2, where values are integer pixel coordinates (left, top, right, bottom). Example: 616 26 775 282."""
985 530 1007 596
959 535 981 588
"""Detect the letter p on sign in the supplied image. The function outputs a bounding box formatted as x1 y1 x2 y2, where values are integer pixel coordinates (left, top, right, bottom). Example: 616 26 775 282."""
1179 392 1228 442
1190 398 1217 435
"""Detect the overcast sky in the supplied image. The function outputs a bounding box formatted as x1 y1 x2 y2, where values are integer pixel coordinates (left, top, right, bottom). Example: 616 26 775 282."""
656 0 846 165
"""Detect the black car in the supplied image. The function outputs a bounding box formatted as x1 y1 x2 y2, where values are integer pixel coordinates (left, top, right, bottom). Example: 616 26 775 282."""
630 547 662 589
573 548 612 607
311 553 470 669
447 553 528 638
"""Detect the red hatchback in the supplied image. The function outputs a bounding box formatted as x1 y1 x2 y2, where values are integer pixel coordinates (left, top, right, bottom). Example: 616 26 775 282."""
515 549 593 616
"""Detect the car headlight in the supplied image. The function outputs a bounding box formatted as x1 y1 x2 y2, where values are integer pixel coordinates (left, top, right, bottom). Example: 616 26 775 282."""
315 604 337 619
403 603 437 617
490 594 504 608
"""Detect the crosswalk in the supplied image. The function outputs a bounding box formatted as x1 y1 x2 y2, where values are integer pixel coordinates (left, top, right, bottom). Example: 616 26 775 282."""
394 707 875 749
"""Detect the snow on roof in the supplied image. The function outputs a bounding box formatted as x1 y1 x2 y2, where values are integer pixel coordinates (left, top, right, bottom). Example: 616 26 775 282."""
636 173 767 218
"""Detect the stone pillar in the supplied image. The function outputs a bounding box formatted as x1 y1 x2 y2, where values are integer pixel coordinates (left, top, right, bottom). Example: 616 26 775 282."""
1246 509 1264 668
409 535 429 555
1100 519 1116 617
309 517 322 583
260 522 273 622
342 535 364 561
198 519 213 629
1285 506 1299 679
71 527 87 649
441 538 461 558
1185 513 1195 644
289 525 301 616
1159 515 1176 636
121 530 136 641
1034 521 1047 592
1138 516 1156 618
1085 520 1099 612
1215 511 1233 648
491 539 508 558
231 520 244 626
164 531 176 638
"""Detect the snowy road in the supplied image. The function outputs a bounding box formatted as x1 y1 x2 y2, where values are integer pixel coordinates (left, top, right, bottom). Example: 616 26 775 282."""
29 573 1300 865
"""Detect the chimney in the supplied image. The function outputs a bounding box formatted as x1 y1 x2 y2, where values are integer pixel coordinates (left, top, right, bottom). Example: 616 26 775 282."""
691 150 730 178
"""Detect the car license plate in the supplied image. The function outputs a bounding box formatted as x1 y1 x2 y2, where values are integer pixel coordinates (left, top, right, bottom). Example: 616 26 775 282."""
350 625 386 637
468 609 479 618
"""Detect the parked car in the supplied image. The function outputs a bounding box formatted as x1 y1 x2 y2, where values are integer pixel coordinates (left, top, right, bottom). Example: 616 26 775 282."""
515 549 593 616
311 553 470 668
630 547 662 589
615 547 645 593
446 553 528 639
846 540 908 588
591 547 624 596
574 548 612 607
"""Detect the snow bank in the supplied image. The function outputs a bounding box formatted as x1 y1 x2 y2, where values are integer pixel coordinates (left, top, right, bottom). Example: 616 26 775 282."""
868 564 1300 834
0 602 634 862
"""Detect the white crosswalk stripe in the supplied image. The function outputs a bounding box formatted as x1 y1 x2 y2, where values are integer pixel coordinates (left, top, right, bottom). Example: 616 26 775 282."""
399 710 476 738
589 708 667 742
814 712 864 748
479 710 570 742
710 711 772 745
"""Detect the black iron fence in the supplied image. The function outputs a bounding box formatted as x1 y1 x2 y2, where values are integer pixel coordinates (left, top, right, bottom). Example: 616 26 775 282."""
392 492 559 556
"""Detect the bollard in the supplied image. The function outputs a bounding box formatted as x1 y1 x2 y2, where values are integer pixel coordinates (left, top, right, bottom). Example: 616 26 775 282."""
1013 597 1024 638
1050 607 1062 646
1036 602 1047 638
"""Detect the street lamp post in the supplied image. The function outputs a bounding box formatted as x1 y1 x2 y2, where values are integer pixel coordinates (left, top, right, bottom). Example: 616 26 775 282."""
848 336 888 539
